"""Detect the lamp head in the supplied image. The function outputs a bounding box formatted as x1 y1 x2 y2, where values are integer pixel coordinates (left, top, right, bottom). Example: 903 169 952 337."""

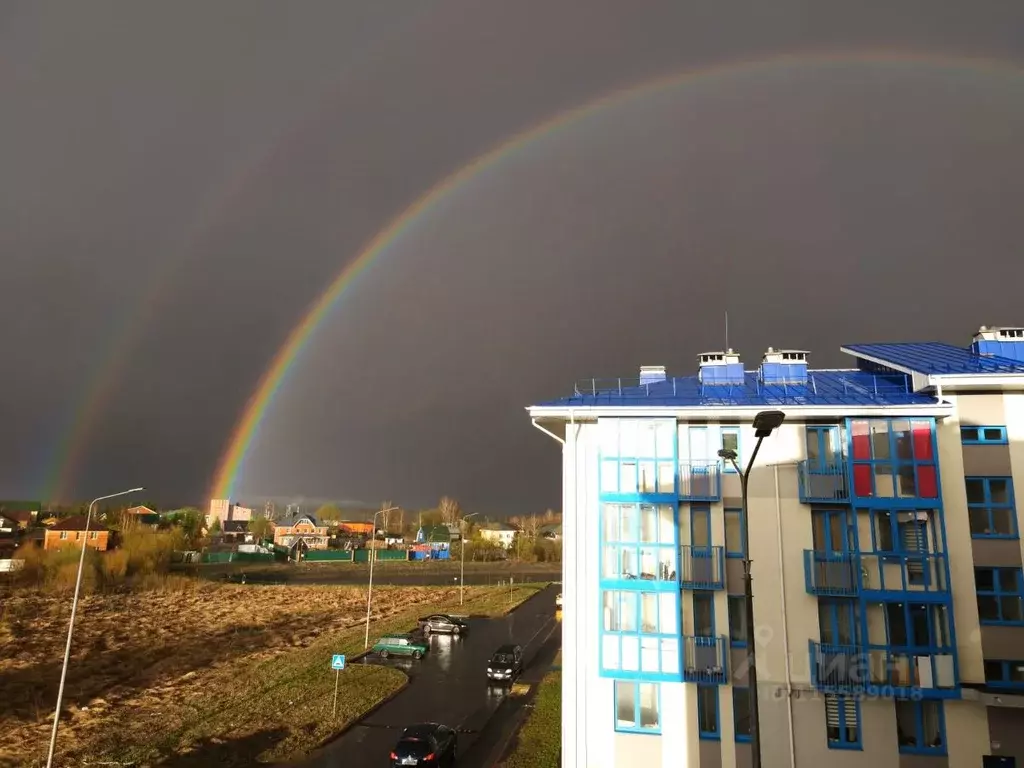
717 448 738 461
752 410 786 438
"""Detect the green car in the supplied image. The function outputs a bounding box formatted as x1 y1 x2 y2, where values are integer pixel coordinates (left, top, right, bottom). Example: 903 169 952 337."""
372 633 429 660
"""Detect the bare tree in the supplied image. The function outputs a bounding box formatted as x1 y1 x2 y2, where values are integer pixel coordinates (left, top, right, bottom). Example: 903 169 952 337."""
439 496 461 527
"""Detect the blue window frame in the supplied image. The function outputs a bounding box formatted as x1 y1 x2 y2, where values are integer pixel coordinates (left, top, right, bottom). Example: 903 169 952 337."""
868 508 941 554
895 700 945 755
694 593 715 636
614 681 661 733
985 660 1024 689
961 425 1008 445
601 503 679 584
818 599 858 645
825 695 861 749
806 425 844 469
882 602 951 650
697 685 719 739
966 477 1017 539
733 687 751 742
600 420 676 497
812 508 853 553
720 427 740 472
976 567 1024 625
725 507 745 558
601 590 681 677
849 418 939 501
728 595 747 647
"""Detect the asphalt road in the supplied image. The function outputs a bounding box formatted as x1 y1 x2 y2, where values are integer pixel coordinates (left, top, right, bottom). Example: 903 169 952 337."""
292 585 560 768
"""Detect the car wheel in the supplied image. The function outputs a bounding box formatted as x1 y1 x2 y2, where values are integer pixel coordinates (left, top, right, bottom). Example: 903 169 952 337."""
412 649 422 659
452 625 460 635
379 649 389 659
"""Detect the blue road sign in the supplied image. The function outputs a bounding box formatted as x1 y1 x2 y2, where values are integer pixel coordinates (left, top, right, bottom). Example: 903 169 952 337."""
331 654 346 670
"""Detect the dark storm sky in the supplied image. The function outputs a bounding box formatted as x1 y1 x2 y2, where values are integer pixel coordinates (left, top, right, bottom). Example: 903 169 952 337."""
2 1 1024 513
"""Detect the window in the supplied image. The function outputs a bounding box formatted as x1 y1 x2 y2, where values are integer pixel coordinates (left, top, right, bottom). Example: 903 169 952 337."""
59 531 68 540
985 660 1024 688
818 600 857 646
721 427 739 472
601 591 680 676
694 593 715 636
697 685 719 739
728 596 747 646
601 420 676 495
869 508 940 553
850 419 937 499
825 695 861 749
89 531 98 540
691 506 711 548
733 687 751 742
966 477 1017 538
614 681 660 733
884 602 950 649
976 567 1024 625
725 508 745 557
601 503 678 581
961 425 1008 445
895 700 945 755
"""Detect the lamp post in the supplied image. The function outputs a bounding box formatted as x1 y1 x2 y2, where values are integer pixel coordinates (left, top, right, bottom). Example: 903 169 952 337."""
364 505 399 649
459 513 479 606
718 410 785 768
47 487 143 768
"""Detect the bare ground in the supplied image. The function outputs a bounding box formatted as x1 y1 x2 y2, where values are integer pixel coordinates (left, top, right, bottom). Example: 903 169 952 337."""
0 581 540 766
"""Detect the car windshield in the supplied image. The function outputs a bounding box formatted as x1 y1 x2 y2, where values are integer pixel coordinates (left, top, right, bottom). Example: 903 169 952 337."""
492 654 514 664
395 739 432 757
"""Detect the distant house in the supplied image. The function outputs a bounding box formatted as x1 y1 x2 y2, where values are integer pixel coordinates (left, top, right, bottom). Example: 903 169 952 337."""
445 524 462 542
338 521 375 536
539 523 562 541
383 533 405 547
206 498 253 529
44 516 111 552
221 520 250 541
0 514 19 537
415 525 452 549
478 522 517 549
123 505 161 529
273 513 329 551
0 502 39 528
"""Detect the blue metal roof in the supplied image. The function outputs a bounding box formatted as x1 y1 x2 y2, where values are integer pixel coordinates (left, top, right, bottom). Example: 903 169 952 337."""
842 342 1024 376
537 370 939 408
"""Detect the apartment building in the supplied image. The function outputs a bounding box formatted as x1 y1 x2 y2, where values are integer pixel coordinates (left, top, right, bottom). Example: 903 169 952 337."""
528 327 1024 768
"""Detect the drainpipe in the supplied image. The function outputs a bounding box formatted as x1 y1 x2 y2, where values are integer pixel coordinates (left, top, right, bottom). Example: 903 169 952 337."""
569 409 579 768
775 463 797 768
532 418 566 445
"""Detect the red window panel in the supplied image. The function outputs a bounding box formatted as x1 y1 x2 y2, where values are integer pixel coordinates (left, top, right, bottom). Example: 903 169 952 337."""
916 465 938 498
852 430 871 460
853 464 873 497
911 422 933 461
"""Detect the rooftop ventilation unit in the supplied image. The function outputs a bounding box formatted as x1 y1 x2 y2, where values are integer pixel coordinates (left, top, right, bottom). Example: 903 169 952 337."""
759 348 809 385
972 326 1024 363
639 366 667 385
698 349 744 385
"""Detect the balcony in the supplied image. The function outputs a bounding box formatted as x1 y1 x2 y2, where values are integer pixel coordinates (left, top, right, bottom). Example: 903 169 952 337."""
859 552 949 596
683 635 728 684
804 550 859 596
809 641 957 698
679 461 721 501
680 545 724 590
797 459 849 503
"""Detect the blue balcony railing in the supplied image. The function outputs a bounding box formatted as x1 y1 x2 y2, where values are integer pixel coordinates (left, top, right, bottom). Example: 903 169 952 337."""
683 635 728 684
679 461 721 501
680 545 724 590
804 550 860 596
809 641 957 698
798 459 849 502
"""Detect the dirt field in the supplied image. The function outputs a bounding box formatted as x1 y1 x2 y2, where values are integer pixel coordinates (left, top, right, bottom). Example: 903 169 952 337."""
0 580 541 766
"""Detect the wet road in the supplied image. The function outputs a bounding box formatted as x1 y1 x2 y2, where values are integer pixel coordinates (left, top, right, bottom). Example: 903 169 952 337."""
293 585 559 768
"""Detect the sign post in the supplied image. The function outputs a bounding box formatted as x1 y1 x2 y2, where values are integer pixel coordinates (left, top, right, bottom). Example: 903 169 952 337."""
331 654 346 717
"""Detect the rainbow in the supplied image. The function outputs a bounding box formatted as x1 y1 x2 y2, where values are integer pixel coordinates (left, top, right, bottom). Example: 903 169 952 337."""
209 49 1023 500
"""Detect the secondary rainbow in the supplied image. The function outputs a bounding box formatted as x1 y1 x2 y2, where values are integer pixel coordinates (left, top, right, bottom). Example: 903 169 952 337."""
210 49 1024 500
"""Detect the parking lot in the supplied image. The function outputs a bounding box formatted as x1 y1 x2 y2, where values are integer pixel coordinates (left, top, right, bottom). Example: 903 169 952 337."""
291 585 559 768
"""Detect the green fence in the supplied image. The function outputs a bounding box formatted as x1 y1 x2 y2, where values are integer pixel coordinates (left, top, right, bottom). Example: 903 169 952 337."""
304 550 354 562
199 551 275 564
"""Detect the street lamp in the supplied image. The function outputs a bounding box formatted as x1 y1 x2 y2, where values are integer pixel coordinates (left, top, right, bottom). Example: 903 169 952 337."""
459 513 479 606
717 409 785 768
47 486 143 768
364 505 400 650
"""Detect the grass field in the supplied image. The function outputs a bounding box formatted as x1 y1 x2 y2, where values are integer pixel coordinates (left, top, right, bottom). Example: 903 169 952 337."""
502 651 561 768
0 581 544 767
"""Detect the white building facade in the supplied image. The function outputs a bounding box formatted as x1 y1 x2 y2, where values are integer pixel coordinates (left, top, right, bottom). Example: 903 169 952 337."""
530 329 1024 768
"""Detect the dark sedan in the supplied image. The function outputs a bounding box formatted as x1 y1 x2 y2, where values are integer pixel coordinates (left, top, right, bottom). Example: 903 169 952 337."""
418 613 469 635
389 723 457 767
486 644 523 685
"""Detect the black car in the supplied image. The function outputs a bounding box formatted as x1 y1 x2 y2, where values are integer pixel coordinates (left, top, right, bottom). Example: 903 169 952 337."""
486 644 523 685
389 723 457 767
418 613 469 635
